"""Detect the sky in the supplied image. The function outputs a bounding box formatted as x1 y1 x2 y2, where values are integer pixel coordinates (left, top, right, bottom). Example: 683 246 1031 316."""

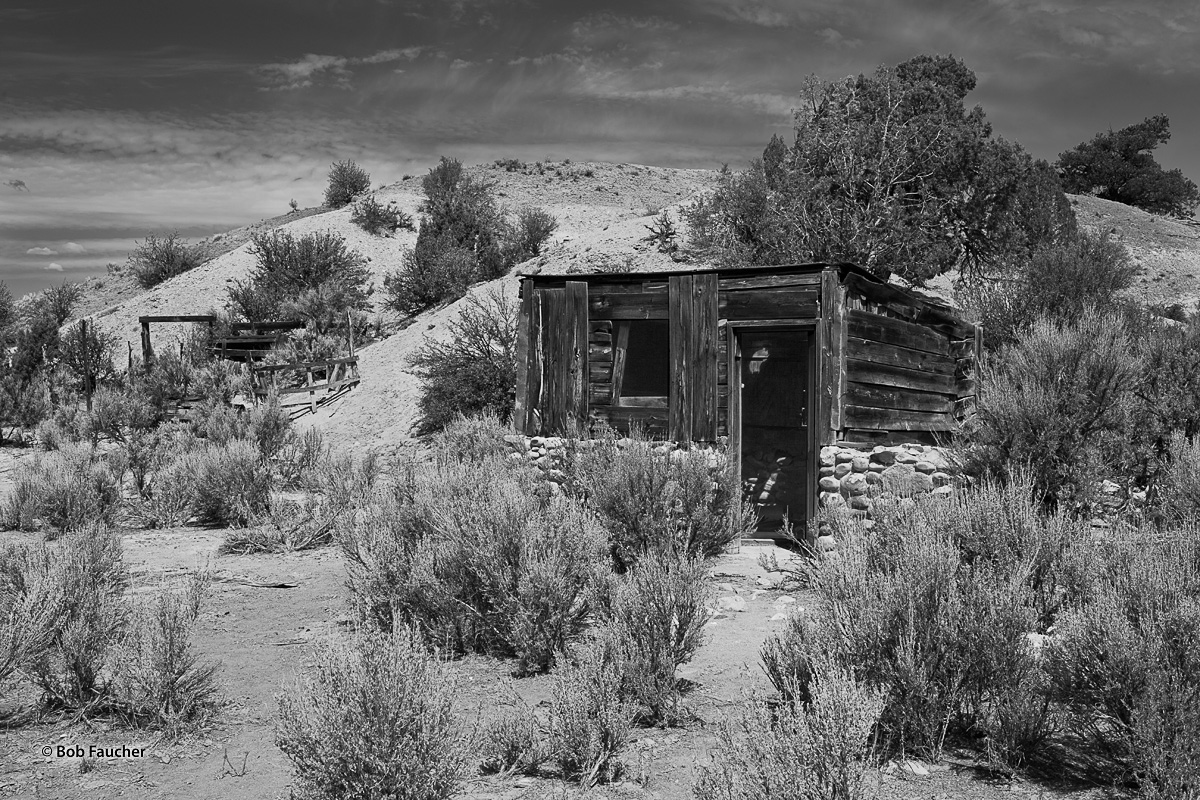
3 0 1200 298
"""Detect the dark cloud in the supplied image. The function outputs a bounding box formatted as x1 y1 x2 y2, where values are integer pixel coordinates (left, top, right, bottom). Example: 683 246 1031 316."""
1 0 1199 296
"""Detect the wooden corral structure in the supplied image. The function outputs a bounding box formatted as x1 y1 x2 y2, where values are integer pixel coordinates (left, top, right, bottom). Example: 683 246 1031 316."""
136 315 360 419
249 356 361 419
514 263 980 529
137 315 305 364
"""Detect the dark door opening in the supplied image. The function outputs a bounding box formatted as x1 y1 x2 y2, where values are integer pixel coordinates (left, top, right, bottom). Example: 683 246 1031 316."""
736 329 811 532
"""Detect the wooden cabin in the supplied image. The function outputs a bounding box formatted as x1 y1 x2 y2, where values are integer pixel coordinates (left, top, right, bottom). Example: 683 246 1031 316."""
514 263 980 530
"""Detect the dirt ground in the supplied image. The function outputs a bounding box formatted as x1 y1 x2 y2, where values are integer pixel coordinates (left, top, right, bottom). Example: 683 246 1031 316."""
0 518 1124 800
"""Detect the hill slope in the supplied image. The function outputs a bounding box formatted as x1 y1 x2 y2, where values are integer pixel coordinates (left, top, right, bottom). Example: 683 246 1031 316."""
84 160 720 456
83 164 1200 458
1070 194 1200 310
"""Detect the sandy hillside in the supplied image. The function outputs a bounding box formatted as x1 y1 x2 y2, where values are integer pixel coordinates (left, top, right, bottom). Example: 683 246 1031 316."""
77 160 719 455
1070 194 1200 309
80 160 1200 458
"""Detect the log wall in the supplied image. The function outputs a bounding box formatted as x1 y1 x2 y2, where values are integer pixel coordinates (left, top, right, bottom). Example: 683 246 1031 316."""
837 274 980 445
518 265 979 447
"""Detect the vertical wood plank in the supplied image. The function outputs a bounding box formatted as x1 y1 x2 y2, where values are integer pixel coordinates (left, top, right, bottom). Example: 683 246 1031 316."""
80 320 92 412
973 322 984 406
816 267 844 443
830 281 848 435
566 281 589 433
727 326 741 501
140 321 152 364
528 287 544 435
693 273 719 441
513 281 532 433
541 288 562 435
611 321 630 403
669 275 693 441
817 268 838 445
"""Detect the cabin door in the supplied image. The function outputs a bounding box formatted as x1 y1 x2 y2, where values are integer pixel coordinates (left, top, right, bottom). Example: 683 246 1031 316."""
734 328 812 533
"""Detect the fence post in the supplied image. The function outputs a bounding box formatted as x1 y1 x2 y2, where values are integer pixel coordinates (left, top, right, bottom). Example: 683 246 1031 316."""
80 319 93 412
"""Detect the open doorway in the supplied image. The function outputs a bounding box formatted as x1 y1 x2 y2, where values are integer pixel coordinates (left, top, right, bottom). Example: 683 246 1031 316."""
734 328 812 533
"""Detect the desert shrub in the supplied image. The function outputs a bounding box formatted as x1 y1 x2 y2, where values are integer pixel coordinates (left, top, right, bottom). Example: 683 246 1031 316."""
127 232 202 288
197 394 291 462
0 542 64 689
276 627 468 800
416 156 507 279
0 372 50 440
382 243 476 316
958 231 1138 348
1044 535 1200 780
239 450 380 555
324 159 371 209
350 195 413 235
1154 431 1200 524
277 427 329 487
959 309 1136 509
3 444 121 533
1122 312 1200 492
572 431 751 570
27 528 127 708
479 694 543 776
1046 585 1151 764
30 281 84 327
694 664 883 800
340 456 604 671
383 159 551 316
112 574 218 736
192 440 271 526
597 548 712 724
300 449 380 511
428 411 511 463
1132 643 1200 799
762 483 1076 764
508 206 557 262
226 279 277 324
231 229 371 333
60 322 120 396
407 290 517 434
549 641 636 786
243 395 293 460
141 448 204 528
89 386 158 444
644 209 678 253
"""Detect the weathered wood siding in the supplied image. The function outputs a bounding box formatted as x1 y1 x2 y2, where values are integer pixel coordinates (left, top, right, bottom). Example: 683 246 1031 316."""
838 271 977 444
518 281 588 435
518 264 976 447
669 274 719 441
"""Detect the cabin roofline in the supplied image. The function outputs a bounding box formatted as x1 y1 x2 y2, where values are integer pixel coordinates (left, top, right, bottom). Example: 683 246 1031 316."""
518 261 961 325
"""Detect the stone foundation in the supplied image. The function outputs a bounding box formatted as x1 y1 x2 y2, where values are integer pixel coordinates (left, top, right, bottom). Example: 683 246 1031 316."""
819 443 959 521
504 437 957 506
502 435 726 485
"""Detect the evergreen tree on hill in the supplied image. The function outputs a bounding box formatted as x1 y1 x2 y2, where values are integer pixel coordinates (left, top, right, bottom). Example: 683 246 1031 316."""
1056 115 1199 219
686 54 1076 285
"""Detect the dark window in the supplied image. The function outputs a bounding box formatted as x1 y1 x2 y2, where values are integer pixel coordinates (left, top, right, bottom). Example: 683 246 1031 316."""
620 320 670 398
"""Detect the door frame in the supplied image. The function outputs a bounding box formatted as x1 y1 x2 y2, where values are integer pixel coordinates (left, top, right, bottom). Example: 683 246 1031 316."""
727 320 819 545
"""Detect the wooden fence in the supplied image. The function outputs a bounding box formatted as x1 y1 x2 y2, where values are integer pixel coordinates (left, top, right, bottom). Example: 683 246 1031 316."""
249 356 361 418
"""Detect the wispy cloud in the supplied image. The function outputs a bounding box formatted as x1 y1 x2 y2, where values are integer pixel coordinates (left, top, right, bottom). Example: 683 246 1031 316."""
44 262 62 271
817 28 862 48
61 242 86 253
26 246 55 255
258 47 425 90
